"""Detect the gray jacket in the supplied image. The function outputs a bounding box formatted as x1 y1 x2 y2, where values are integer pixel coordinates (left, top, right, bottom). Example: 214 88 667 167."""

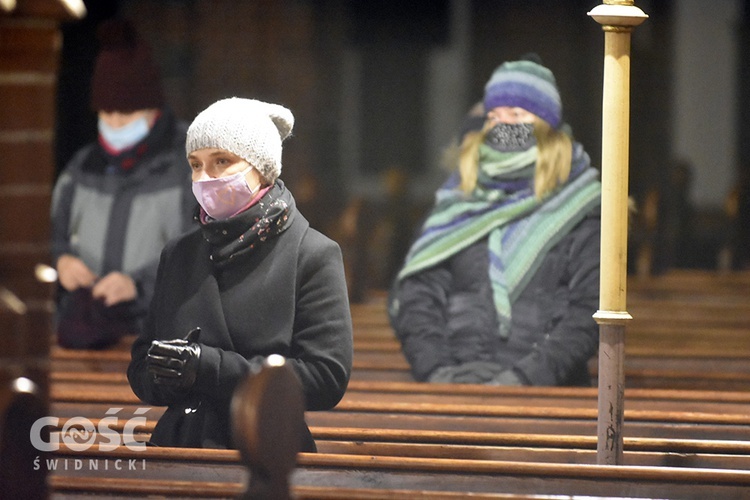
50 109 195 320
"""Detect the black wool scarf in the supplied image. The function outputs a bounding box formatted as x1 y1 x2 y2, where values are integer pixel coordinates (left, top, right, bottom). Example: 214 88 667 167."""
199 180 295 268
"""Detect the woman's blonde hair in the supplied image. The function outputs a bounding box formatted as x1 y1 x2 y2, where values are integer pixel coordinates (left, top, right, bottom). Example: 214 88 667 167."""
457 116 572 199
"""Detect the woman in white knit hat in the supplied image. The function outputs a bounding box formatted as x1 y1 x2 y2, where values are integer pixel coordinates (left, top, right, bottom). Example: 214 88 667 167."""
389 55 602 387
127 97 353 451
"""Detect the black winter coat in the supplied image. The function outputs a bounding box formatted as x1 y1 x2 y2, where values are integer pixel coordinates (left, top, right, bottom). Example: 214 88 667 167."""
390 208 600 386
128 188 353 450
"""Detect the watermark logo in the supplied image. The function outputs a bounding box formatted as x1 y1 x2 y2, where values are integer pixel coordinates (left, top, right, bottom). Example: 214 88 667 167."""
34 457 146 472
30 407 150 452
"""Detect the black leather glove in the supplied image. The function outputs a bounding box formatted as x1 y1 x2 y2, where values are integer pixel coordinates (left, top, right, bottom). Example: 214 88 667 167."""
147 328 202 390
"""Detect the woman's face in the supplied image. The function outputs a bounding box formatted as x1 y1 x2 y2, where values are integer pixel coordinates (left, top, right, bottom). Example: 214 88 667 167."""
188 148 263 185
487 106 536 125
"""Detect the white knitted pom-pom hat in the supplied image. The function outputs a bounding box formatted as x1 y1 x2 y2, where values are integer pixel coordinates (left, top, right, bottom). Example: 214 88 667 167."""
186 97 294 182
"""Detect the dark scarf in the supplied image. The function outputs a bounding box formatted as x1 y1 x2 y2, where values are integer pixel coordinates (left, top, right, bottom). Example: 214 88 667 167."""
199 181 295 268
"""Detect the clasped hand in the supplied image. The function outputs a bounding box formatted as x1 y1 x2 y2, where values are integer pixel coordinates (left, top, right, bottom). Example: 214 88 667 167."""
56 254 137 306
147 328 202 390
428 361 523 386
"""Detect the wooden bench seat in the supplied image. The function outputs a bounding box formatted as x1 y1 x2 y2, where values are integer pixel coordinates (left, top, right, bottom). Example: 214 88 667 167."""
49 332 750 391
48 443 750 499
48 374 750 414
52 475 583 500
352 300 750 329
49 391 750 442
47 403 750 443
47 423 750 468
38 269 750 498
47 267 750 392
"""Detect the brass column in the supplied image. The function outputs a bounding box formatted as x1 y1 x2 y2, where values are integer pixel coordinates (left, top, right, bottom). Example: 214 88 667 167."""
588 1 647 465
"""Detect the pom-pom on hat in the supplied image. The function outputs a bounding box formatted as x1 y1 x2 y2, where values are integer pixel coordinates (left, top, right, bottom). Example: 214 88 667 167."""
186 97 294 183
90 19 165 112
483 54 562 128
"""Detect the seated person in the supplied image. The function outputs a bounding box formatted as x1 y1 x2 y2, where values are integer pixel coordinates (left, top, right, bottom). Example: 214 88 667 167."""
127 97 353 451
51 19 194 349
389 55 602 387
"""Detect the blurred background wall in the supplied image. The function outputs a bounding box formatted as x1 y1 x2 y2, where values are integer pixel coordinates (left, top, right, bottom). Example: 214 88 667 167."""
49 0 750 297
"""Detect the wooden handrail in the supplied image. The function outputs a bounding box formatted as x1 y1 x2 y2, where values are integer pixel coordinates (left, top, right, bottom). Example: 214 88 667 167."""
49 431 750 456
51 396 750 426
49 445 750 485
50 446 750 485
49 430 750 475
45 476 602 499
295 452 750 484
49 476 242 497
46 373 750 404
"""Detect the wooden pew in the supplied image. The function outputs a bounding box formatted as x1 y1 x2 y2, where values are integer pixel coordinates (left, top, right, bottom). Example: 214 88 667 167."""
47 357 305 500
49 372 750 414
48 268 750 390
45 269 750 497
46 419 750 469
47 404 750 499
45 364 750 458
47 368 748 498
628 269 750 293
48 442 750 499
51 474 560 500
47 392 750 495
49 332 750 391
48 370 750 419
48 374 750 445
352 274 750 390
45 377 750 498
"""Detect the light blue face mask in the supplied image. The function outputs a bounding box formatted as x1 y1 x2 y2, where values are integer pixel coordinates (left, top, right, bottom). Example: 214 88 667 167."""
98 116 151 152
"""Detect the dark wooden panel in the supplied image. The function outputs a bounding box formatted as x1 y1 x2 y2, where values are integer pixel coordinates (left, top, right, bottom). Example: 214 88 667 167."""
0 22 60 72
0 191 51 243
0 85 55 130
0 251 54 301
0 141 54 185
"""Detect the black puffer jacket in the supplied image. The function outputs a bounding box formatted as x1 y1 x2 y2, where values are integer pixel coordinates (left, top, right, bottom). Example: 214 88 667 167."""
389 207 600 386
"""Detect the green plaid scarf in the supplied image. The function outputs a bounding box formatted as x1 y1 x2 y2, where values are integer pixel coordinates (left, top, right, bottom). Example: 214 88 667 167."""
397 142 601 338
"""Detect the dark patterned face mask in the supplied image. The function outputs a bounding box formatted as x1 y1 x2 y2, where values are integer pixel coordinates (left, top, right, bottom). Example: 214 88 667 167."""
484 123 536 152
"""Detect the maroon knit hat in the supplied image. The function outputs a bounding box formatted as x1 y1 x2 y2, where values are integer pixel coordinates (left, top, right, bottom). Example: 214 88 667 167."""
90 19 164 112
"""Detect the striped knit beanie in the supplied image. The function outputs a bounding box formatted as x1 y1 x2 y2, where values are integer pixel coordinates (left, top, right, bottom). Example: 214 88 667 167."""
186 97 294 183
483 57 562 129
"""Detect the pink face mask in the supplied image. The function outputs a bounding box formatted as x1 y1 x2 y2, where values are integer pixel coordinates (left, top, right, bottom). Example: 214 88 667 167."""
192 166 261 220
